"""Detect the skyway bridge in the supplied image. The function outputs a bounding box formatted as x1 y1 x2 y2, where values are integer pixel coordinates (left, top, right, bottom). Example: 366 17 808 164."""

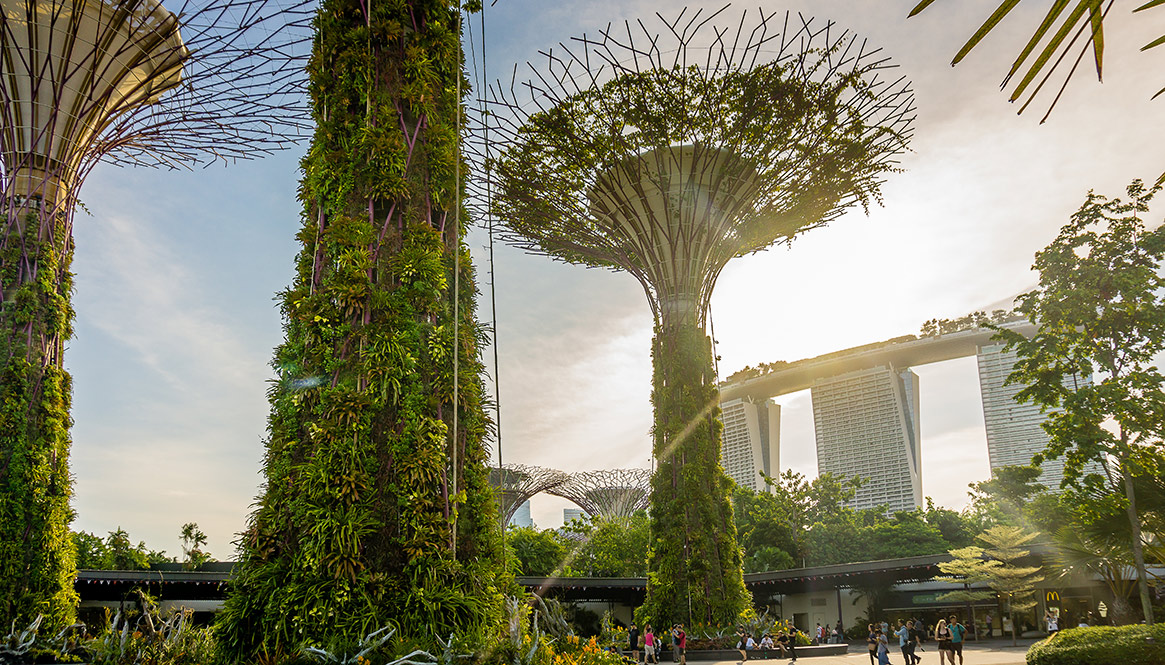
718 321 1036 401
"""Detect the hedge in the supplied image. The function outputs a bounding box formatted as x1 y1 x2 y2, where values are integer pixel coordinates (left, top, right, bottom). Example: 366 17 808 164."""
1027 623 1165 665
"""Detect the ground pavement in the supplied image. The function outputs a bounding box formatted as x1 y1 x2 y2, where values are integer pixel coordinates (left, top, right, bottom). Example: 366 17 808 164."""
694 640 1037 665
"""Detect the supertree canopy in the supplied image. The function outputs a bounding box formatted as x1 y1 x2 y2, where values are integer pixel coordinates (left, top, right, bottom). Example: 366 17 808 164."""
484 7 914 625
489 464 568 525
0 0 311 628
547 468 651 521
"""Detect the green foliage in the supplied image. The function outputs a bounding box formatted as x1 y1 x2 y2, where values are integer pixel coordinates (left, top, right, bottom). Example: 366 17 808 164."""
560 514 649 578
71 529 173 571
0 208 78 629
506 527 566 577
179 523 213 570
1026 623 1165 665
85 608 215 665
215 0 506 661
937 526 1043 646
996 179 1165 622
641 323 748 627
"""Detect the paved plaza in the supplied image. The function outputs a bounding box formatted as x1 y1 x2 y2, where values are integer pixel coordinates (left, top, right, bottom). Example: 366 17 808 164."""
698 642 1034 665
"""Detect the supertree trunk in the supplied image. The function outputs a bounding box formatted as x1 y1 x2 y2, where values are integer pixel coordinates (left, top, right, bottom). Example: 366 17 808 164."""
0 201 78 627
643 310 748 626
214 0 505 659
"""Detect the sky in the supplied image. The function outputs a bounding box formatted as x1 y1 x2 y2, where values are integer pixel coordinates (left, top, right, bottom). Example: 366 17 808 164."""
64 0 1165 560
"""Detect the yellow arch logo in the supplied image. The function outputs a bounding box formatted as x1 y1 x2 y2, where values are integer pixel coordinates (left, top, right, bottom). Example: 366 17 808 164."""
1046 592 1060 602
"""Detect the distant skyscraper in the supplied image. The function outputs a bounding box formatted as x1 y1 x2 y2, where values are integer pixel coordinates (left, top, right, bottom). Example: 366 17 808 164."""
509 500 534 528
976 343 1096 489
811 365 922 513
719 397 781 492
563 508 587 524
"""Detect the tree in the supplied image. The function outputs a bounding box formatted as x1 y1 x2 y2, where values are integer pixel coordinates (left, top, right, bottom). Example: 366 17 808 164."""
506 527 567 577
563 514 651 578
180 523 213 571
214 0 506 658
996 179 1165 623
966 464 1049 526
72 532 107 570
938 527 1043 647
908 1 1165 124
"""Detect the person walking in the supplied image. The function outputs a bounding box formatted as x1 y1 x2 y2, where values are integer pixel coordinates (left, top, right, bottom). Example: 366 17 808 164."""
645 625 658 665
935 619 952 665
876 629 891 665
866 624 878 665
948 615 966 665
905 620 921 665
736 628 749 664
629 622 641 663
1045 610 1059 636
984 613 992 638
895 620 912 665
674 624 687 665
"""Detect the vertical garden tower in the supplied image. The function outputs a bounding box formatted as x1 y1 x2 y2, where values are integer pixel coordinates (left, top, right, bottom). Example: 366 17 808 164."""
0 0 310 627
486 8 915 625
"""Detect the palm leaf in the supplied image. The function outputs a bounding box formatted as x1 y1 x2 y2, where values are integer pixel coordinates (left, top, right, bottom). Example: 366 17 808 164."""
1004 0 1071 85
953 0 1023 65
1089 2 1104 80
1009 0 1096 103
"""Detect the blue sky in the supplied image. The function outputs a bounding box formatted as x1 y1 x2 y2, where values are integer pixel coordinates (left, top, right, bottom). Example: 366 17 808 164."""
64 1 1165 559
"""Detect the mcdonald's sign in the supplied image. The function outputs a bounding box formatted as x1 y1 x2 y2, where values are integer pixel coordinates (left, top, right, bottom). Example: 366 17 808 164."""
1046 591 1061 603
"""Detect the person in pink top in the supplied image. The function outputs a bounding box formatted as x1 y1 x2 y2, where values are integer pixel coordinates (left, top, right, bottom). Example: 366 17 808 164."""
644 625 658 664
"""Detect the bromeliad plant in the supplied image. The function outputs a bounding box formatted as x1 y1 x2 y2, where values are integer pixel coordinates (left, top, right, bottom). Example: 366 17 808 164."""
214 0 506 661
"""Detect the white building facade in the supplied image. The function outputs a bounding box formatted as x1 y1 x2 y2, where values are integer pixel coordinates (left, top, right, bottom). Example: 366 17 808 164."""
811 365 922 513
719 396 781 492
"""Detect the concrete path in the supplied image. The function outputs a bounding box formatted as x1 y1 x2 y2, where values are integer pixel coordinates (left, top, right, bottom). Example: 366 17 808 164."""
688 643 1033 665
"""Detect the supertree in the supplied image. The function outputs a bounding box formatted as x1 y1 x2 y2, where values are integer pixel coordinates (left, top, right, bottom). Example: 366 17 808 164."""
0 0 311 627
481 7 915 625
547 468 651 521
214 0 508 658
489 464 568 526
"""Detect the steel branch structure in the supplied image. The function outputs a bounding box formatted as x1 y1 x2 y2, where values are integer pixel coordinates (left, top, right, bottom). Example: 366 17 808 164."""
478 6 915 625
0 0 310 626
489 464 568 526
546 468 651 521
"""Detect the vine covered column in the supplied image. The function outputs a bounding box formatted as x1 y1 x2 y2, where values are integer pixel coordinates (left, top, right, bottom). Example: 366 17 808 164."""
643 309 748 626
215 0 504 660
0 201 79 629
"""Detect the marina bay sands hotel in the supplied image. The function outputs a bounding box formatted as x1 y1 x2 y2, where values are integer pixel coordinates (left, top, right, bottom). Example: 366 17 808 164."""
717 320 1080 512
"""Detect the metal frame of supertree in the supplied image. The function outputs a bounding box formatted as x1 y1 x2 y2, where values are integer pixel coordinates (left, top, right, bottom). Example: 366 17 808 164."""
0 0 313 344
474 5 915 624
489 463 568 526
473 6 915 329
546 468 651 521
0 0 311 625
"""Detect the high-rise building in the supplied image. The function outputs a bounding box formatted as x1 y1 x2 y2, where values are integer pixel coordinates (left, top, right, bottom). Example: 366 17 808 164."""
976 343 1097 489
509 500 534 528
719 397 781 492
811 365 922 513
563 508 587 524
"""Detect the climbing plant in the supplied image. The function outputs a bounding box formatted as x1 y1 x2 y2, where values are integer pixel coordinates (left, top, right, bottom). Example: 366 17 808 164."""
214 0 505 660
0 206 79 629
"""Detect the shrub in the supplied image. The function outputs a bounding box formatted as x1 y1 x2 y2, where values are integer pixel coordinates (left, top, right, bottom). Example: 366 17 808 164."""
1026 623 1165 665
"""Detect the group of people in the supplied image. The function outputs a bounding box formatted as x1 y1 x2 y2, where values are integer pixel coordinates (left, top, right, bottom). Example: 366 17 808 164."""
735 621 800 662
627 622 687 665
866 616 967 665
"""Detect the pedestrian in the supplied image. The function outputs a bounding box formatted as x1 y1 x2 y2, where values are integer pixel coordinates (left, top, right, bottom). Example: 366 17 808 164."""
835 620 845 644
645 625 657 665
674 624 686 665
629 622 641 663
876 630 891 665
1045 610 1059 635
814 623 823 645
906 620 921 665
948 615 966 665
881 620 890 637
671 625 680 663
984 613 992 638
866 624 878 665
895 620 911 665
736 628 748 664
758 633 773 659
935 619 952 665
